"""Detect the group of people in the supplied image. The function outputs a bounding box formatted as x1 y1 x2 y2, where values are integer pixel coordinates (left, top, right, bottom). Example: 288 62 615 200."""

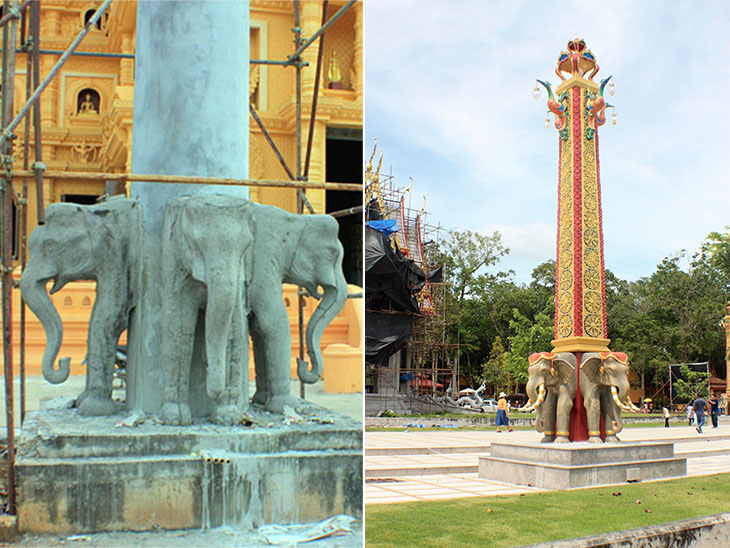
682 394 721 434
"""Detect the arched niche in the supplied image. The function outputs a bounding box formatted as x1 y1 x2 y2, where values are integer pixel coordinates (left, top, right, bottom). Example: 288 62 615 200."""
77 88 100 115
84 8 103 30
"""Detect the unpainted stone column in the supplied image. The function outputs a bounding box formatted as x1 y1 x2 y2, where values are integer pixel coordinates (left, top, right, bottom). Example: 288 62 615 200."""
128 0 250 413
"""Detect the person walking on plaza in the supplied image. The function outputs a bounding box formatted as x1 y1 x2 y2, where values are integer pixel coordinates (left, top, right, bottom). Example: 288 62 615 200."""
662 406 671 428
709 394 720 428
692 396 709 434
686 403 695 426
496 392 512 433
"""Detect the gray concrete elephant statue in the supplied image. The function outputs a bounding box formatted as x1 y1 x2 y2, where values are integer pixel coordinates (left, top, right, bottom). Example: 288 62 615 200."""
159 195 253 426
521 352 576 443
580 351 639 443
20 197 141 415
245 201 348 413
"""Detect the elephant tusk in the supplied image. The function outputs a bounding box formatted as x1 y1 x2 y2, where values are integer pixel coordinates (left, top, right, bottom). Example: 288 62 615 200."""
519 384 546 412
611 386 633 412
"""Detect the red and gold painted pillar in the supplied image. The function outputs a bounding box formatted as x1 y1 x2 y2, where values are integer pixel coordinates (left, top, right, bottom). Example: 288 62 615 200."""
552 80 610 353
722 302 730 396
537 39 617 440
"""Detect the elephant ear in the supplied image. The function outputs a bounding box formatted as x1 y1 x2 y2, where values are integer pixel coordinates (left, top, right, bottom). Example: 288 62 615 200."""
581 355 604 384
552 358 575 385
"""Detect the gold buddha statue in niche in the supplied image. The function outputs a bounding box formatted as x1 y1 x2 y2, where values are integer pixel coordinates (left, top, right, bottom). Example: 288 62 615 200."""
327 51 343 89
78 93 98 115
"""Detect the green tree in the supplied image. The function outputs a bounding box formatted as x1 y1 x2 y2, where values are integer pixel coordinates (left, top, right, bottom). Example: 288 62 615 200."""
440 229 510 385
481 336 509 394
673 365 710 401
504 309 554 392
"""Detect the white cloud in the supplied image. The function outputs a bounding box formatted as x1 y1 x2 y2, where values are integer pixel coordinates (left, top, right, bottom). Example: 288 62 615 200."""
365 0 730 281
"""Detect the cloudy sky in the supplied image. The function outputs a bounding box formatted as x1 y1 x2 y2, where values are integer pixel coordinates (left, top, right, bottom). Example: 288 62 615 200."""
364 0 730 284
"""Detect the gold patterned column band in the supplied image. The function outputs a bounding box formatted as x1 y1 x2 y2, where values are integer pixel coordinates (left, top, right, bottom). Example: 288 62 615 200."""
556 431 570 437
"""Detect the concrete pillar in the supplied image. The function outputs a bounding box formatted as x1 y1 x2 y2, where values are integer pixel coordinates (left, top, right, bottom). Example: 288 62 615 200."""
128 1 250 413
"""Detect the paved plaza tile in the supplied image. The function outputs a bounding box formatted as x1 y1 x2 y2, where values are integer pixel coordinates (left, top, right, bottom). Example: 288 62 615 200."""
365 419 730 504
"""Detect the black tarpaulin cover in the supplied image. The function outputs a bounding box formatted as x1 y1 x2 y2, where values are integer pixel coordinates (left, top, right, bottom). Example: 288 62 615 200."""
365 311 413 366
365 226 424 313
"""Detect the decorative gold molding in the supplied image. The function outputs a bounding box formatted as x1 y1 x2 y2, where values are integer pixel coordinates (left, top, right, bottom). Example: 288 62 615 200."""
551 336 611 353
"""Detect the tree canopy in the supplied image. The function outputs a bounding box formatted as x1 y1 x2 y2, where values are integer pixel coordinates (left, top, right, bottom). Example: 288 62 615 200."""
435 228 730 399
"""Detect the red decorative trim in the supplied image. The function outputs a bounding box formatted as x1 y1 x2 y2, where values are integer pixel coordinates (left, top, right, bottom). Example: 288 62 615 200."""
570 351 589 441
529 352 557 365
572 88 583 337
595 132 608 338
555 138 562 339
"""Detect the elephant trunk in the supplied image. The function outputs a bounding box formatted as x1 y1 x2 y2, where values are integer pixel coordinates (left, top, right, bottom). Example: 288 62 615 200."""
612 411 623 433
20 273 70 384
204 280 239 401
298 272 348 384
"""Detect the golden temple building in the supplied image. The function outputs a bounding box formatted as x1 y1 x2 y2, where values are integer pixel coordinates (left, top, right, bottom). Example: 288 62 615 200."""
5 0 363 391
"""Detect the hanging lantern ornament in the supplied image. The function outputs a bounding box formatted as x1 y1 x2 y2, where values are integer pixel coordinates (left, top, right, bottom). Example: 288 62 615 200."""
611 109 617 125
544 112 551 130
533 82 541 101
608 79 615 96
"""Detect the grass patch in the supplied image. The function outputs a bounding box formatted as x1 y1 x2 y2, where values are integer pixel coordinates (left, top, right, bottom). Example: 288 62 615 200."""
365 474 730 548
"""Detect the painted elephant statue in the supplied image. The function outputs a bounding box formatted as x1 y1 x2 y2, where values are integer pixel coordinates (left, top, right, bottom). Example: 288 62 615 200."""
580 352 639 443
245 201 348 413
159 195 253 425
522 352 576 443
20 197 141 415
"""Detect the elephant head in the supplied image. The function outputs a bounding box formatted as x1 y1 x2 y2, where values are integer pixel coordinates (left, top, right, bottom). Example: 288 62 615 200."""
522 352 576 431
581 351 639 417
20 198 140 388
286 214 347 384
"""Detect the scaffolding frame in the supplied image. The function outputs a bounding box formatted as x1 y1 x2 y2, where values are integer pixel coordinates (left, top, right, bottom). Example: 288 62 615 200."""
365 147 458 414
0 0 360 514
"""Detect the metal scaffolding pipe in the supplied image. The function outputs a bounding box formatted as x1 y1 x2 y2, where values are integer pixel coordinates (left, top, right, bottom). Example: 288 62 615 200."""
293 0 306 399
304 0 328 179
19 0 31 426
24 48 135 59
0 0 30 29
1 0 18 515
288 0 356 64
0 0 113 150
30 0 42 223
329 204 363 218
249 104 296 180
11 169 361 191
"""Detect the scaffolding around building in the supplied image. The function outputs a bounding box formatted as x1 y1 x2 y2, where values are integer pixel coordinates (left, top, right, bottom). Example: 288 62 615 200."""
365 143 460 415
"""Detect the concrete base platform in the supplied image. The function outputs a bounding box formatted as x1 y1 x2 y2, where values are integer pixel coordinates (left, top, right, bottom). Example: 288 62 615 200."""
478 441 686 490
16 401 362 534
